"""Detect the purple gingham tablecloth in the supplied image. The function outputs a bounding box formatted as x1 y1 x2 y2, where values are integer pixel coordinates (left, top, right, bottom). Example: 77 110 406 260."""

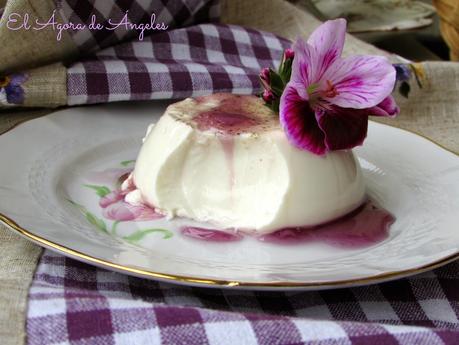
27 250 459 345
66 23 290 105
59 0 290 106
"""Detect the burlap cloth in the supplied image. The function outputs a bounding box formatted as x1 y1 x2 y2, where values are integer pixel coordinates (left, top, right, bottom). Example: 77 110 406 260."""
0 1 458 344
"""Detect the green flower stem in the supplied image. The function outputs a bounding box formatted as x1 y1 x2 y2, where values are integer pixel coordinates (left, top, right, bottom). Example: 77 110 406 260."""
123 228 173 243
66 199 108 234
120 160 136 166
84 184 111 198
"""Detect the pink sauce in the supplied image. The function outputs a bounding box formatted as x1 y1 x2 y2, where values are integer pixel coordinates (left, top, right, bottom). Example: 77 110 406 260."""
194 110 260 134
193 94 273 193
259 200 394 248
193 94 265 134
181 227 243 242
180 199 394 249
220 136 235 188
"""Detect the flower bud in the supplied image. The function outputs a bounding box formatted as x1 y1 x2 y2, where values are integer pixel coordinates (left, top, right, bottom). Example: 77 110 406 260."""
262 89 274 103
260 67 270 83
259 67 271 91
284 48 294 60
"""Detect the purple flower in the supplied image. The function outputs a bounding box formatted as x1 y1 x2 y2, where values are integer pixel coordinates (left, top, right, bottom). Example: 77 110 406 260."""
394 64 411 82
0 73 27 104
280 19 398 155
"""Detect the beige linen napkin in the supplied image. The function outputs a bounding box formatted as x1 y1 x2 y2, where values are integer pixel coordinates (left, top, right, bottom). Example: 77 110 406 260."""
0 0 74 108
0 226 42 345
0 1 458 344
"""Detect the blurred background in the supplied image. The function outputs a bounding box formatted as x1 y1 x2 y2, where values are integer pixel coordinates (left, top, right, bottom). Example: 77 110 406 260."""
289 0 456 61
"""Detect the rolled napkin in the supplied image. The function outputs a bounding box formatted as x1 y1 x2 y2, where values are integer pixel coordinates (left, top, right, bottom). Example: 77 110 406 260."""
0 0 289 108
66 24 290 105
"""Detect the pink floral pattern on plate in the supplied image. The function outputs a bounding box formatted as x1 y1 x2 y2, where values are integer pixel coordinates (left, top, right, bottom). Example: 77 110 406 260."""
67 160 171 242
100 191 162 222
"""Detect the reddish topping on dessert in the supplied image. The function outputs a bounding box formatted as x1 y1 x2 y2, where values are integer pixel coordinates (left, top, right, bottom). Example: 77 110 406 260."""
194 110 261 134
192 94 276 135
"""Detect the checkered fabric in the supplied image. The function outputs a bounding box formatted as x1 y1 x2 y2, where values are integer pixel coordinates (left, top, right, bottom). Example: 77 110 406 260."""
56 0 219 53
27 250 459 345
66 23 290 105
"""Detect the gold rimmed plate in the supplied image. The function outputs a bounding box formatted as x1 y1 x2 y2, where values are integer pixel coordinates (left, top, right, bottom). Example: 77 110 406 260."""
0 101 458 290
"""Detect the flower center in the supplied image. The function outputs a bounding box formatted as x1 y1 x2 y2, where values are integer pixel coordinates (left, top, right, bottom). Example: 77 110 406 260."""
0 76 10 88
322 80 339 98
306 83 320 105
307 80 339 107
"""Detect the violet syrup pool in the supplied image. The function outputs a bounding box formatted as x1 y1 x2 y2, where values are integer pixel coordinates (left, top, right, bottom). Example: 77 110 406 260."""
180 199 395 249
88 168 394 250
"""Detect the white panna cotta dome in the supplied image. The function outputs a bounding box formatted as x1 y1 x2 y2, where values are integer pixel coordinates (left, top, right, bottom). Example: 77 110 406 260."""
130 93 365 234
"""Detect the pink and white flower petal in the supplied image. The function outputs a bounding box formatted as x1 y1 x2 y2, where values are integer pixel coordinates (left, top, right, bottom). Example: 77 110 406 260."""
290 38 315 97
280 84 327 155
322 55 396 109
306 18 346 82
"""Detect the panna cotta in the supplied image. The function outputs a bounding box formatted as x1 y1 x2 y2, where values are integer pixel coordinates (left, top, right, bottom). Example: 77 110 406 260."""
128 93 366 234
